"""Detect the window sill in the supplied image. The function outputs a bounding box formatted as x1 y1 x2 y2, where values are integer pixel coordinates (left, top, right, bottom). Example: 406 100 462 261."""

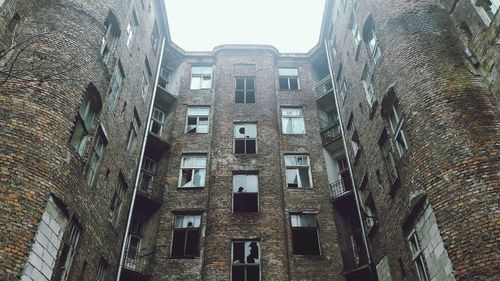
287 186 314 190
282 133 306 136
278 89 301 91
177 186 205 190
169 256 199 260
292 254 324 260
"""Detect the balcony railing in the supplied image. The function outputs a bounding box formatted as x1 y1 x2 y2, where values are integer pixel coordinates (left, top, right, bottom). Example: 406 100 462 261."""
320 123 341 146
315 76 334 98
329 178 353 199
342 229 369 272
123 251 152 275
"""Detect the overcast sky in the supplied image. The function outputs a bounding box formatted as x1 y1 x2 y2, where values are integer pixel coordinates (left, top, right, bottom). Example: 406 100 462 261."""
164 0 326 53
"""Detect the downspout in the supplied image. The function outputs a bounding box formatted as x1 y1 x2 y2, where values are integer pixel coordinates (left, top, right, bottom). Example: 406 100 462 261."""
115 36 166 281
323 40 373 267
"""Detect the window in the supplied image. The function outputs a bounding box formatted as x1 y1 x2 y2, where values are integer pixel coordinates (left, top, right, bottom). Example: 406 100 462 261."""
290 214 320 255
363 193 378 233
95 258 108 281
190 66 213 89
231 241 260 281
278 68 300 90
347 115 361 158
171 214 202 258
55 221 81 281
108 61 124 109
86 129 107 186
379 130 398 182
471 0 499 26
235 77 255 103
234 123 257 154
285 155 312 188
281 107 305 134
233 173 258 213
407 231 430 281
349 12 362 54
179 155 207 188
124 217 144 271
139 157 156 194
110 175 127 227
126 110 141 153
339 79 347 100
21 197 68 281
126 10 139 48
362 15 382 64
186 106 210 133
387 102 408 157
361 65 376 107
150 107 165 135
141 58 152 97
336 63 344 83
70 89 99 156
151 21 160 53
100 12 120 63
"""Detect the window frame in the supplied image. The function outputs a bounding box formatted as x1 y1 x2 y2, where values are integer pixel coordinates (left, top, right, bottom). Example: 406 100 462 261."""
151 21 160 53
171 214 202 258
471 0 500 26
108 61 124 109
95 258 108 281
185 106 210 134
178 155 207 188
139 156 156 194
361 65 376 107
281 107 305 135
235 77 256 103
232 173 259 213
379 130 398 182
387 103 409 158
407 230 430 281
190 66 213 90
126 9 139 48
290 213 321 255
150 107 165 135
70 94 97 156
234 123 257 155
110 175 127 227
284 155 313 188
278 67 300 90
85 129 107 186
231 240 261 281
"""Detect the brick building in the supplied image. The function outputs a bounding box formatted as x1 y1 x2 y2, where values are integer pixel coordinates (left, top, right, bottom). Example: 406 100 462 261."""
0 0 498 281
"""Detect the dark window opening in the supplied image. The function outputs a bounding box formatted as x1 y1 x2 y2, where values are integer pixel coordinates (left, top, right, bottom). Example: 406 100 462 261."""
233 193 258 213
235 78 255 103
171 215 201 258
232 241 260 281
291 214 320 255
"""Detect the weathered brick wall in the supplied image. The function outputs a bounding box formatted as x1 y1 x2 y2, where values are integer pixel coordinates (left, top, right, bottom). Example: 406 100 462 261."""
327 0 499 280
0 0 165 280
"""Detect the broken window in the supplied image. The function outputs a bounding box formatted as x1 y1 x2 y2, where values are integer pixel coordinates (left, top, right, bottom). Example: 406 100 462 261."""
278 67 300 90
151 21 160 53
362 15 382 64
171 214 202 258
190 66 213 89
86 127 107 186
150 107 165 135
110 174 127 227
186 106 210 133
285 155 312 188
407 231 430 281
139 157 156 194
107 61 124 109
234 123 257 154
281 107 305 134
235 77 255 103
141 58 152 97
70 87 100 156
100 12 120 63
471 0 500 26
126 109 141 153
95 258 109 281
233 173 258 213
361 64 376 107
231 241 260 281
126 10 139 48
290 214 320 255
54 221 81 281
179 155 207 188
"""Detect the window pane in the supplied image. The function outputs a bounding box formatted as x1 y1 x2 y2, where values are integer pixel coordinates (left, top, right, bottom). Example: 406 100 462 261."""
185 230 200 256
247 266 260 281
246 241 259 263
279 68 298 76
286 169 298 187
171 229 186 257
232 266 245 281
235 140 245 154
190 77 201 89
201 76 212 89
232 242 245 263
236 78 244 89
282 118 293 134
246 140 256 154
282 108 303 116
233 193 258 212
289 78 299 90
292 118 305 134
181 169 193 186
235 91 245 103
279 77 289 90
298 168 310 187
194 157 207 168
245 124 257 138
245 175 258 192
246 91 255 103
292 228 320 255
193 169 205 186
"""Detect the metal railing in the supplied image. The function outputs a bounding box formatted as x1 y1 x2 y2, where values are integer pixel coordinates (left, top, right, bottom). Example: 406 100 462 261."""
315 76 334 98
329 178 353 199
123 251 152 274
320 123 341 146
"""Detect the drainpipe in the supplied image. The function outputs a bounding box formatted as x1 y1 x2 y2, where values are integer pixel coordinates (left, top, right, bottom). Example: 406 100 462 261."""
115 36 166 281
323 40 373 268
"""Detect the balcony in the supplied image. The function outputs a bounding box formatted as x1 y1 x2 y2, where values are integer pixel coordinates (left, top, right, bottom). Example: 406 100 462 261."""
320 123 341 147
315 76 334 99
122 251 153 281
341 229 371 279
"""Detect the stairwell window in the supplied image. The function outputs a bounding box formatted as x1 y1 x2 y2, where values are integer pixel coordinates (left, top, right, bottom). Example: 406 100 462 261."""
231 240 260 281
126 10 139 48
363 15 382 64
179 155 207 188
109 174 127 227
233 173 258 213
471 0 499 26
361 64 376 107
70 86 100 156
186 106 210 133
235 77 255 103
290 214 321 255
171 214 202 258
150 107 165 135
86 127 107 186
278 67 300 90
285 155 312 188
139 157 156 194
100 12 120 63
190 66 213 89
234 123 257 154
281 107 305 134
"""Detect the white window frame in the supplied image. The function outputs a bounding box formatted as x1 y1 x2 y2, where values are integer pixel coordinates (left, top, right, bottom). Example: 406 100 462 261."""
86 132 106 186
190 66 213 90
471 0 499 26
361 65 376 107
178 155 207 188
126 10 139 48
140 65 150 97
278 67 300 90
171 214 202 258
407 230 430 281
110 176 127 227
231 240 261 281
108 61 124 109
235 77 256 103
232 174 259 213
388 103 409 157
285 155 313 188
281 107 305 134
100 15 119 63
234 123 257 155
150 107 165 135
70 94 96 156
185 106 210 133
139 157 156 194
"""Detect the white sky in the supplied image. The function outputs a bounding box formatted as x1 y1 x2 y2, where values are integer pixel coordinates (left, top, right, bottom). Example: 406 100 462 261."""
164 0 326 53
